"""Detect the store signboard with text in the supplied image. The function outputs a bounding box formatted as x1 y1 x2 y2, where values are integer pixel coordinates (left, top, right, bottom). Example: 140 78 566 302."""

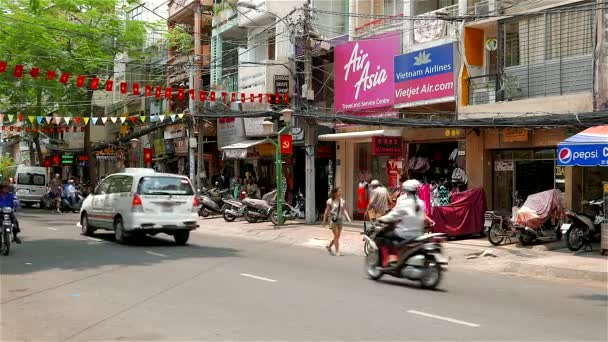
372 136 402 156
334 34 400 112
394 43 455 106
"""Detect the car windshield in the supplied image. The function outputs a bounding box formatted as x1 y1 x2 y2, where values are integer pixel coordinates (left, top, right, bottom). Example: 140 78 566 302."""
17 173 45 186
137 176 194 196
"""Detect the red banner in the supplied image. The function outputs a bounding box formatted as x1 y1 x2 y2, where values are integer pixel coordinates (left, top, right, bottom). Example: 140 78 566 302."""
280 134 293 155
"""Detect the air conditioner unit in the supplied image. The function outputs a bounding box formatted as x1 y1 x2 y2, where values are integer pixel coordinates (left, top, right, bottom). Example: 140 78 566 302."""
475 1 489 16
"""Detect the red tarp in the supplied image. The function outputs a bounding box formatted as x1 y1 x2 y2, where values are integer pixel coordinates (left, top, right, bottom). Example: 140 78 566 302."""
430 187 487 236
513 189 564 229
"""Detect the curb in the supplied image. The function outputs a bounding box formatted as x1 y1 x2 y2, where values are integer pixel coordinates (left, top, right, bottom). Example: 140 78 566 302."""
503 261 608 283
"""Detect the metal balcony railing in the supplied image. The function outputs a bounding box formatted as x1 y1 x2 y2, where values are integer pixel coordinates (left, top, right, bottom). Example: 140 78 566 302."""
467 74 499 105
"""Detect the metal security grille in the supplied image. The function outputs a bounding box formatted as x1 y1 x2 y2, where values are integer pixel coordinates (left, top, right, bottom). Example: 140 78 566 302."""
497 3 596 101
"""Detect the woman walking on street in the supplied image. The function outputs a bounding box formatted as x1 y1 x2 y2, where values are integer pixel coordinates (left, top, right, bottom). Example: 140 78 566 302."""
323 188 351 256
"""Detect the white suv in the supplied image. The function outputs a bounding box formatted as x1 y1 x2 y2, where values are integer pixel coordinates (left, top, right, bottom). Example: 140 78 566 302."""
80 168 200 245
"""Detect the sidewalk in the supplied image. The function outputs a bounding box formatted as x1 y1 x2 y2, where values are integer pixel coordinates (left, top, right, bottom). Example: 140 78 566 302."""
195 217 607 287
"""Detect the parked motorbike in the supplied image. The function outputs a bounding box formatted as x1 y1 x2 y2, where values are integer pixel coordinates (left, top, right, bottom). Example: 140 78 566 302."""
513 189 564 246
1 207 15 256
223 198 246 222
561 199 604 251
242 192 273 223
269 190 305 225
60 194 83 213
199 187 232 218
363 222 448 289
485 196 523 246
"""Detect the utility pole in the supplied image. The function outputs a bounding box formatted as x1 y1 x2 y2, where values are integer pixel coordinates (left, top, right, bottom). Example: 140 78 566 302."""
197 106 205 188
302 3 316 224
189 1 202 183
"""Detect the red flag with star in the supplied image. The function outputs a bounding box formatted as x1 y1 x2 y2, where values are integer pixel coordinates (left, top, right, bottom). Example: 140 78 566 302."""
59 72 70 84
30 67 40 78
143 148 153 164
14 64 23 77
76 75 86 87
90 77 100 89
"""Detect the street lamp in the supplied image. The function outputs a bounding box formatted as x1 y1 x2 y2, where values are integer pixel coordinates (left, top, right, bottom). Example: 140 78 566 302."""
263 108 293 226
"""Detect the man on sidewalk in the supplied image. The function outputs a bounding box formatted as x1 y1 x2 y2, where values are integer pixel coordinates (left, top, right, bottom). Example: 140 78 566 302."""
367 180 392 222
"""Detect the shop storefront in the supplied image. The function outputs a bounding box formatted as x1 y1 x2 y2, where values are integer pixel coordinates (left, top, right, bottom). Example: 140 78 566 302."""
466 127 572 211
557 125 608 213
220 140 278 194
492 148 558 211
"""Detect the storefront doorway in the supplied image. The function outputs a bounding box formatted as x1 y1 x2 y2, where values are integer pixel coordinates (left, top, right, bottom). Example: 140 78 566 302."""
492 149 557 211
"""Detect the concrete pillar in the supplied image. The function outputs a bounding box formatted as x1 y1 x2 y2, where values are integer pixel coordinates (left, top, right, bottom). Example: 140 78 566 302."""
466 129 493 207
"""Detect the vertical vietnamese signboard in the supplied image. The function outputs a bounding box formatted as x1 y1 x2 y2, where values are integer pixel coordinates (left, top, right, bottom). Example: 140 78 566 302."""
394 43 455 107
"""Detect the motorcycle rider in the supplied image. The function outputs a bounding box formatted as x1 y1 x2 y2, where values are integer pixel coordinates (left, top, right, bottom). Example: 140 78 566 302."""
0 182 21 244
64 179 79 208
378 180 435 266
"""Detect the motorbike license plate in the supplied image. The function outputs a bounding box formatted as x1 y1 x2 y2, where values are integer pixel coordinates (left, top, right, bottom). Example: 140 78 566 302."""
484 219 492 227
560 223 571 233
3 221 11 226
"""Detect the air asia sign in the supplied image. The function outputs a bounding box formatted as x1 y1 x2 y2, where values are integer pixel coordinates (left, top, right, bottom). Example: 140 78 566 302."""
557 145 608 166
334 35 400 112
394 43 455 106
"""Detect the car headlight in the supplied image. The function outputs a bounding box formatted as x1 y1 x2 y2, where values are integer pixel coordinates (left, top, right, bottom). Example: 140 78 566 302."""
3 215 9 220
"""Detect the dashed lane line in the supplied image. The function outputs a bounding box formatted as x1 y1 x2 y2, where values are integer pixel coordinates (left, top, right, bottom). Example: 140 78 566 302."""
240 273 277 283
407 310 480 328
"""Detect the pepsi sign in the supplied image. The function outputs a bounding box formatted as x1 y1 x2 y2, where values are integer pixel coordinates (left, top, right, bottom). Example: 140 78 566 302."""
557 144 608 166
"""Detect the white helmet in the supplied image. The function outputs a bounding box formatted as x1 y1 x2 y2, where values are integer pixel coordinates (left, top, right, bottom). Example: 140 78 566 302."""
370 180 380 187
401 179 421 193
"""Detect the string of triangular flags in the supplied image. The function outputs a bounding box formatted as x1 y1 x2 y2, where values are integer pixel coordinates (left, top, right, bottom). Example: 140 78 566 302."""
0 60 290 104
0 112 189 134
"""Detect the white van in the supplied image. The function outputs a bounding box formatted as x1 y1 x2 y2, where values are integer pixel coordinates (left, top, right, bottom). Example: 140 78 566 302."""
80 168 200 245
14 166 48 207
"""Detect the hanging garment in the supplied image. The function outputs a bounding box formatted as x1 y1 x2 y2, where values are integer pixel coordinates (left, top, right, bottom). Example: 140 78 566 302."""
357 181 369 213
451 167 468 185
419 183 432 216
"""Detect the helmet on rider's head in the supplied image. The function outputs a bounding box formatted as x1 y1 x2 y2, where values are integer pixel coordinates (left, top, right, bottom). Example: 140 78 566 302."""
370 180 380 187
401 179 421 193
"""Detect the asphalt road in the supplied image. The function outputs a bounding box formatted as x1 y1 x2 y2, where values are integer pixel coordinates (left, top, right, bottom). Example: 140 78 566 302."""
1 209 607 341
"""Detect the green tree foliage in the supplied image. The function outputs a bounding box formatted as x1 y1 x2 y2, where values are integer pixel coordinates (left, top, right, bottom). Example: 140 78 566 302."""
0 155 16 181
0 0 147 164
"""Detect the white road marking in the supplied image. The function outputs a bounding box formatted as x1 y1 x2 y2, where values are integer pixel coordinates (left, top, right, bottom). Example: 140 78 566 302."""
240 273 277 283
145 251 167 257
47 227 58 231
407 310 480 328
84 237 104 243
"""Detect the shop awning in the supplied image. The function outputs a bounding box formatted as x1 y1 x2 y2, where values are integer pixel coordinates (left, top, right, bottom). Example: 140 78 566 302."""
220 140 267 159
318 130 389 142
557 125 608 166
